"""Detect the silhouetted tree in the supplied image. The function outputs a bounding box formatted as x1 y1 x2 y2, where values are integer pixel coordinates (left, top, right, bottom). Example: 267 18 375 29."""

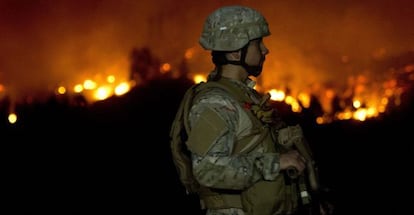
129 47 161 85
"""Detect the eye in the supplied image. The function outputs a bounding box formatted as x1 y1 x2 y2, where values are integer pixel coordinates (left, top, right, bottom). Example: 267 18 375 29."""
256 38 264 47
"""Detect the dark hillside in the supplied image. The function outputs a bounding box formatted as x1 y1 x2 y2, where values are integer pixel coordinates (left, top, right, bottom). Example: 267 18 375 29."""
2 77 413 214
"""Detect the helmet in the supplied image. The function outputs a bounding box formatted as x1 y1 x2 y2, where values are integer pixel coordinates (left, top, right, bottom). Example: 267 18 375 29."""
199 5 270 51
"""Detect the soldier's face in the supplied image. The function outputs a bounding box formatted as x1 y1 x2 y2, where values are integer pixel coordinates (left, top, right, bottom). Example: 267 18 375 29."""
245 38 269 67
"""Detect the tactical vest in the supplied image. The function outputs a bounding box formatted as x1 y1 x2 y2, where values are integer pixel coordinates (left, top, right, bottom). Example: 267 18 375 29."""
185 78 300 215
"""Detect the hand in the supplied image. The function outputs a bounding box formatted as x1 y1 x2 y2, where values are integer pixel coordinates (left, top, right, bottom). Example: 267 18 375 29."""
318 187 335 215
319 201 335 215
279 150 306 175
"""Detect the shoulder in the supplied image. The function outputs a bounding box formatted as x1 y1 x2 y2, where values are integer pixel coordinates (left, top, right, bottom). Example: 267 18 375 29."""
194 82 237 106
189 83 240 128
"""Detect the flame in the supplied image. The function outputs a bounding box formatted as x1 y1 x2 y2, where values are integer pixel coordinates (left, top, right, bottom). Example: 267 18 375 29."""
114 82 130 96
50 74 133 104
1 48 412 126
0 0 413 127
57 86 66 95
161 63 171 74
269 89 285 101
93 86 112 100
186 63 412 124
8 113 17 124
193 74 207 84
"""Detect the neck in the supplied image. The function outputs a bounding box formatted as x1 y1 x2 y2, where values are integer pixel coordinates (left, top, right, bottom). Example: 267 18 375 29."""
221 64 249 82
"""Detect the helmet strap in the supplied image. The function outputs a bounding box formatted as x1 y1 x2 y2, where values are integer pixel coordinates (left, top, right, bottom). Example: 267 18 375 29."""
225 45 263 77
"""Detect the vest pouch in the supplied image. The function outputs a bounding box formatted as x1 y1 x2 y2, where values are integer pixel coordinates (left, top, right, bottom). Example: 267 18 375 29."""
241 175 299 215
198 186 243 209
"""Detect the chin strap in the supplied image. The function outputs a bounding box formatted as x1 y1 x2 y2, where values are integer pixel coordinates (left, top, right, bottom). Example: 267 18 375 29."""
225 45 263 77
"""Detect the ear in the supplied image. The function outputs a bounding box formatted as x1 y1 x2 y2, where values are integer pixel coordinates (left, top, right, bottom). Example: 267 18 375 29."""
226 50 241 61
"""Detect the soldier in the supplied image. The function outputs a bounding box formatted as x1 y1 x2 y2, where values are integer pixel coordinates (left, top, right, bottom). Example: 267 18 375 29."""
170 5 331 215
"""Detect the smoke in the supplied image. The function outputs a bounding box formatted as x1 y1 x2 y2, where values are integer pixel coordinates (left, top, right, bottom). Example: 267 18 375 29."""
0 0 413 105
257 0 414 92
0 0 159 102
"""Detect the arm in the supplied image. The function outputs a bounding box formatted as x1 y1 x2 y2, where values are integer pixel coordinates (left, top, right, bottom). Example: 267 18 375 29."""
278 125 319 191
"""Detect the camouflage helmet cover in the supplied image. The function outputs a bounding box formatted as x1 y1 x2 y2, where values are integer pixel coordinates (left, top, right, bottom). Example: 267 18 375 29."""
199 5 270 51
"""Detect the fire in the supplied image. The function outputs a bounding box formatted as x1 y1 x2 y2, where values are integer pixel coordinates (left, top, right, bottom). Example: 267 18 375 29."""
193 74 207 84
161 63 172 74
114 82 131 96
55 74 133 104
188 64 412 124
57 86 66 95
83 79 97 90
8 113 17 124
269 89 286 101
1 43 412 126
284 95 302 113
94 86 112 101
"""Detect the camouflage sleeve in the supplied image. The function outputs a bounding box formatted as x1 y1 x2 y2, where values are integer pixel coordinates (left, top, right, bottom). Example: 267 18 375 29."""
188 92 280 190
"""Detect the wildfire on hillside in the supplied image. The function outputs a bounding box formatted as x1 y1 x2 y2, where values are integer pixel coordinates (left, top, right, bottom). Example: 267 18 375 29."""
190 64 413 124
1 1 413 125
3 47 414 126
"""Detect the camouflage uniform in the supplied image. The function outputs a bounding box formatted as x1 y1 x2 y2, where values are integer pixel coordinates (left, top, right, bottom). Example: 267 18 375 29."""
188 78 281 215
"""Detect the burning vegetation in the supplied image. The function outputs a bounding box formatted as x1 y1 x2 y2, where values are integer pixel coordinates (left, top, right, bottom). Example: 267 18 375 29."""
1 1 413 127
1 46 413 126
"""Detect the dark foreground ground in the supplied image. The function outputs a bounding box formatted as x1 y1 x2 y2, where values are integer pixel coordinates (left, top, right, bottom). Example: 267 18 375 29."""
2 78 413 214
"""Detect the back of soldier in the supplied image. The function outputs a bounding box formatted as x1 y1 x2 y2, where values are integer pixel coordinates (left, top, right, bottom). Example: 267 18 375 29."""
187 79 301 215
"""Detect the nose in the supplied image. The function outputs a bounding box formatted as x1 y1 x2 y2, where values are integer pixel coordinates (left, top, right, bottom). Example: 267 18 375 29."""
262 44 269 55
